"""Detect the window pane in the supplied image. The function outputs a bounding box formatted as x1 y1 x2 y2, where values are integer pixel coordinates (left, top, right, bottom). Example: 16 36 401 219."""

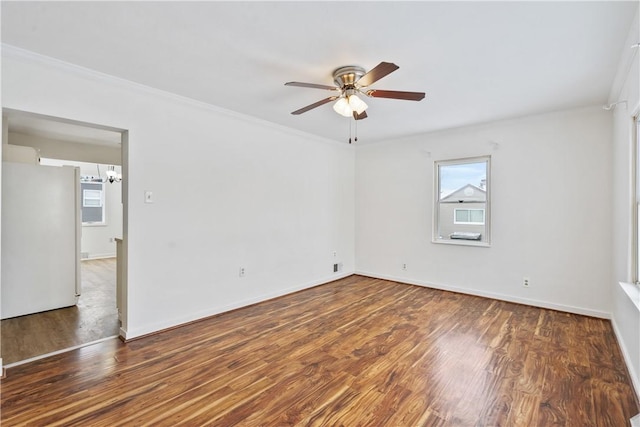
83 189 102 207
439 162 487 201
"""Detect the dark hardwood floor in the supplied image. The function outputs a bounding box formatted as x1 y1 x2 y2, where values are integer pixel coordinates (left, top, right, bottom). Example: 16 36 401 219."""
1 258 118 365
1 275 638 426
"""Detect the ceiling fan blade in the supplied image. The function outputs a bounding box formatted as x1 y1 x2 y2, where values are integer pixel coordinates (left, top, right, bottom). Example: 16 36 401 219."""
353 111 368 120
356 62 399 87
285 81 340 91
366 89 425 101
291 96 338 115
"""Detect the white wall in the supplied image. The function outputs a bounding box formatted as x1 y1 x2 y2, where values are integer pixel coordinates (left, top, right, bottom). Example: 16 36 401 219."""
610 8 640 398
10 132 121 165
1 46 355 338
40 158 122 259
356 107 613 318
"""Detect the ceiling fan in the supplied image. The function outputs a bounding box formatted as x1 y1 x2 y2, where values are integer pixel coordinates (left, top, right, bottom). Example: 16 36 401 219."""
285 62 425 121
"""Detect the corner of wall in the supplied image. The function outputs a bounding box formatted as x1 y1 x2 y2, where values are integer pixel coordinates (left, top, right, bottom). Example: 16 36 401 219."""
611 314 640 402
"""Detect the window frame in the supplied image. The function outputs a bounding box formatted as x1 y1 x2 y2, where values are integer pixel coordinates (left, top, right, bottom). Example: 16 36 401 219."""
433 155 491 247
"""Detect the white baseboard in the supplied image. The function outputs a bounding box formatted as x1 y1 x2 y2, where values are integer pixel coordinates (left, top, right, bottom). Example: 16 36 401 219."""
124 271 354 340
354 271 610 319
611 317 640 403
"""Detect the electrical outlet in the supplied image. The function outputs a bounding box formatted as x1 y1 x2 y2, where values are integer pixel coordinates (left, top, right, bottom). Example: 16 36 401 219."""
523 277 530 288
402 263 407 271
333 251 337 258
239 267 245 277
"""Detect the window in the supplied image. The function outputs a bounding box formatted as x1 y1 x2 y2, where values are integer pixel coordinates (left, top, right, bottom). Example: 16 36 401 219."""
454 208 485 225
81 182 105 225
434 156 490 246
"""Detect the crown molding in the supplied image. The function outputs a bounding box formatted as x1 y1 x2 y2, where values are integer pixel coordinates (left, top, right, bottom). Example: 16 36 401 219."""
608 10 639 104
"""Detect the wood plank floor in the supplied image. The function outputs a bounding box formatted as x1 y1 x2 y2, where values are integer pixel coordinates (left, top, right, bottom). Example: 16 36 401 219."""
1 275 638 426
1 258 118 365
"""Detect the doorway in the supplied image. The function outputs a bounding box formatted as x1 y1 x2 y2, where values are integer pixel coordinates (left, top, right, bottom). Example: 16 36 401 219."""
0 109 128 367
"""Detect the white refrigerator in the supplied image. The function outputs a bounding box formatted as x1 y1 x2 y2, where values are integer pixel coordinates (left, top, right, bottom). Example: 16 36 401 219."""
1 162 81 319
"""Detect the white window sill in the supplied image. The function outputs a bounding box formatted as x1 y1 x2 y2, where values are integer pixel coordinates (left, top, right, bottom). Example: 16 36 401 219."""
432 239 491 248
619 282 640 311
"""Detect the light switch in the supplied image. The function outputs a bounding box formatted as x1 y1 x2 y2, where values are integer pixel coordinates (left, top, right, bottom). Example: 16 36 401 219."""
144 191 153 204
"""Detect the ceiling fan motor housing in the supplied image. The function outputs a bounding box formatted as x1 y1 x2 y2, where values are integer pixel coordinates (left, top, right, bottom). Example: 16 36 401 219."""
333 66 366 89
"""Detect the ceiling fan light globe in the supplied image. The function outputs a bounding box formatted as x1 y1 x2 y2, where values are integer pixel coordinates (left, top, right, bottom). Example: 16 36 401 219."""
348 95 368 114
333 97 353 117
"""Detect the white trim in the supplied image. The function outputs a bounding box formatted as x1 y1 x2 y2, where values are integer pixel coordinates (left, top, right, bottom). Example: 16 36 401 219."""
355 270 611 319
611 316 640 403
634 114 639 283
432 239 491 248
121 271 354 340
1 44 348 149
3 336 118 370
620 281 640 311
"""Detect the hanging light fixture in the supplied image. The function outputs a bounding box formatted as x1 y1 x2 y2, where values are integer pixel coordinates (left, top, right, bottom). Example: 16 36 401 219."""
83 164 123 183
105 165 122 183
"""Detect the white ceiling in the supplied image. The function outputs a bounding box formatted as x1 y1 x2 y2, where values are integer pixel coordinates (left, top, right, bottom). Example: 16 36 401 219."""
2 1 637 144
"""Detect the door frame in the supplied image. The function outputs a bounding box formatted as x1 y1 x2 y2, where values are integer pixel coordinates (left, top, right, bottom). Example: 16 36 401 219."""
0 109 130 362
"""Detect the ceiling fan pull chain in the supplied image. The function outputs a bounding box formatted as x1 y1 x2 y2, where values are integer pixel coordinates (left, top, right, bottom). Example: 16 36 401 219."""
355 117 358 143
348 117 352 144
